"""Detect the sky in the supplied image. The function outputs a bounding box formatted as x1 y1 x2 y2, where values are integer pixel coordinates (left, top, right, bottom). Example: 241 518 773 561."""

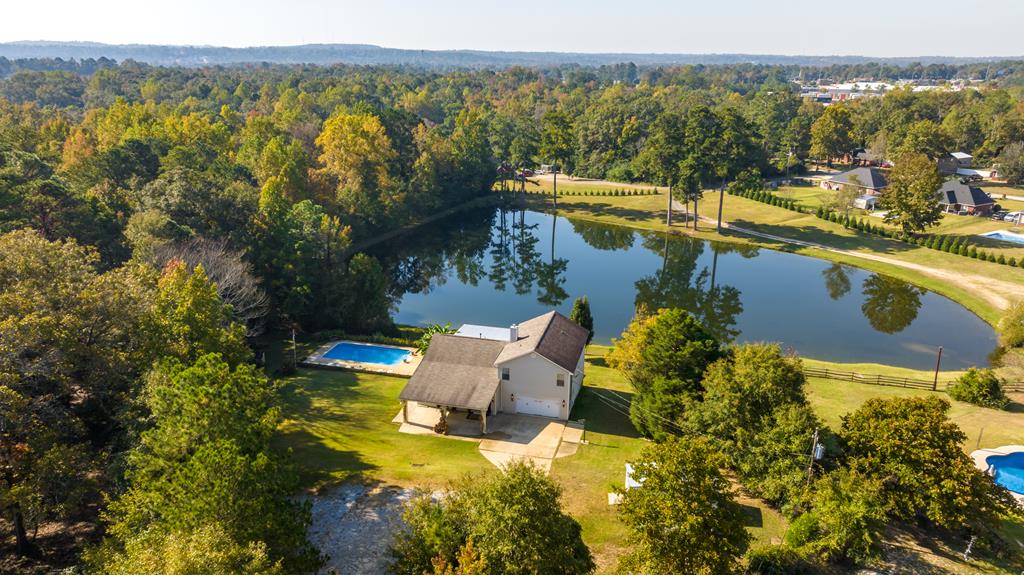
3 0 1023 57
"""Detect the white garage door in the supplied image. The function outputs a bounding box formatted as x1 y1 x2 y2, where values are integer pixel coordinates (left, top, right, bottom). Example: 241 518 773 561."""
516 396 561 418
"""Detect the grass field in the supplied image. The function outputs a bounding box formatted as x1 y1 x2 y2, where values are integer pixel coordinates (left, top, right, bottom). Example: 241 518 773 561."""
274 337 1024 574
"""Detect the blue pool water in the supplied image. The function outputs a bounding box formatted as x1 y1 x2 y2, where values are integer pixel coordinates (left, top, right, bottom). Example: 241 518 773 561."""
987 452 1024 494
322 342 411 365
980 230 1024 245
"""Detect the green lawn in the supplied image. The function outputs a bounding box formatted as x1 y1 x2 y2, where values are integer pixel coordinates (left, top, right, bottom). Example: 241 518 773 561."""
275 367 488 488
805 377 1024 452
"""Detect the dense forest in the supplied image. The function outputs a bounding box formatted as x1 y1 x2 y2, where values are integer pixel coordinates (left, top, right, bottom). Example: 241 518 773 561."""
2 58 1024 572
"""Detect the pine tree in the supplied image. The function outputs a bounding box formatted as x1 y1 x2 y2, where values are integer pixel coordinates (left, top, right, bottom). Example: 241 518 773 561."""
570 296 594 345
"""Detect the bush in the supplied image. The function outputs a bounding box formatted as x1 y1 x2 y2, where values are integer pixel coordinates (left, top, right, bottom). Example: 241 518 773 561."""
1010 257 1018 267
745 545 813 575
947 368 1009 409
998 254 1007 265
999 300 1024 348
785 470 885 564
969 246 978 258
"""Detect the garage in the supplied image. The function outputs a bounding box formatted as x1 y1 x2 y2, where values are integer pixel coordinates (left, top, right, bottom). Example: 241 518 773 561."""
515 396 561 418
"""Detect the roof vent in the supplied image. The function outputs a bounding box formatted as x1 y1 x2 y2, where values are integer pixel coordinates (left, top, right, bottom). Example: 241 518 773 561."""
509 324 519 342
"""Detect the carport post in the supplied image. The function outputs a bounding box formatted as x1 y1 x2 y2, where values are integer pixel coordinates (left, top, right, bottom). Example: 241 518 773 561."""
401 401 408 423
481 410 487 435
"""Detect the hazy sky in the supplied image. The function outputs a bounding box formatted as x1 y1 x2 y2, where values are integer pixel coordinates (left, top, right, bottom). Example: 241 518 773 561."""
4 0 1023 57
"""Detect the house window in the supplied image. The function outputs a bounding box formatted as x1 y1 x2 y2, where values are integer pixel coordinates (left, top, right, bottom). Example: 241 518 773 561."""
556 374 565 387
501 367 510 381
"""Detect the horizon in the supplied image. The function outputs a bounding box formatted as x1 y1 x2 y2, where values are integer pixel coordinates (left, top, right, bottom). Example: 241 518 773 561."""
3 39 1023 61
4 0 1024 58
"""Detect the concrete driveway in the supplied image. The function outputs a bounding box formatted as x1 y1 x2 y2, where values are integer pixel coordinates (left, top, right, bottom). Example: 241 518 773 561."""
393 404 584 472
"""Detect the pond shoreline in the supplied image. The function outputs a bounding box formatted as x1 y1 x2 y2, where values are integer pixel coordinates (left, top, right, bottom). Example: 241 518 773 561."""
521 195 1006 330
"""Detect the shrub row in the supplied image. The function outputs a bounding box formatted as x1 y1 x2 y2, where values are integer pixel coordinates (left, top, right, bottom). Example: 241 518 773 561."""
729 188 804 212
814 207 1021 268
520 188 659 197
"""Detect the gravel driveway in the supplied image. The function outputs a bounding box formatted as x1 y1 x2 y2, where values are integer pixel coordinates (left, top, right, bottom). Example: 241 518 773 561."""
306 484 414 575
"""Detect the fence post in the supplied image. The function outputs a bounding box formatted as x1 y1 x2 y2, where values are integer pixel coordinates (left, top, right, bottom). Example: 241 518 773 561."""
932 346 943 391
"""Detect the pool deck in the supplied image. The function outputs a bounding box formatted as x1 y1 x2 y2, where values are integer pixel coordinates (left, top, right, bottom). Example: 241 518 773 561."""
970 444 1024 506
302 340 421 377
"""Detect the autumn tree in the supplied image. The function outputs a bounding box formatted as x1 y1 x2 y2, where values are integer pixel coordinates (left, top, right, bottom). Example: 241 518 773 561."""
810 104 854 167
316 110 397 224
841 396 1018 537
879 152 943 235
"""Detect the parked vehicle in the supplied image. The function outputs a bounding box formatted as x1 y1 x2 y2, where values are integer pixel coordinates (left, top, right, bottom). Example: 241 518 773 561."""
1004 211 1024 222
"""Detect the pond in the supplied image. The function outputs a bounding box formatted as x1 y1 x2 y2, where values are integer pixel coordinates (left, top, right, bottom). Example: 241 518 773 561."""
371 206 996 370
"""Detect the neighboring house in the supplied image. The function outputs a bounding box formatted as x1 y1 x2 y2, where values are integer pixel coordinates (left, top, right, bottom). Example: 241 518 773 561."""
939 152 973 175
850 148 884 167
853 195 879 210
822 167 889 195
937 179 995 215
398 311 588 433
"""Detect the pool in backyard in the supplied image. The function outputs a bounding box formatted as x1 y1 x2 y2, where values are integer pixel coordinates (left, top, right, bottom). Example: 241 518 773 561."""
304 341 420 376
987 451 1024 495
323 342 411 365
979 229 1024 245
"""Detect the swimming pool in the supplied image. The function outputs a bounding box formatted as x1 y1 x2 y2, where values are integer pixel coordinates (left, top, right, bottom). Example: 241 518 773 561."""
987 451 1024 494
979 230 1024 245
321 342 412 366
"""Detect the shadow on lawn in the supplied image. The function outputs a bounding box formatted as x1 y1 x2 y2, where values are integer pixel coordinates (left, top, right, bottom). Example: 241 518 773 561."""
275 428 376 488
739 504 764 529
730 219 920 256
530 200 659 223
570 387 642 440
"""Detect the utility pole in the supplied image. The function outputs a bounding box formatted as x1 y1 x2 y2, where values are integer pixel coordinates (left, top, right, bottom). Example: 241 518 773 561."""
805 428 820 488
932 346 943 391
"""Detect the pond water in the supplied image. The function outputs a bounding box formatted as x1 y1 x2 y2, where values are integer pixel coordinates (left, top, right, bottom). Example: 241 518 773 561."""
372 206 996 370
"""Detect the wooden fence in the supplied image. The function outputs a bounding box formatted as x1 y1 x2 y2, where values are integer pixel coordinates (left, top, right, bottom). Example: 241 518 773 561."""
803 367 1024 393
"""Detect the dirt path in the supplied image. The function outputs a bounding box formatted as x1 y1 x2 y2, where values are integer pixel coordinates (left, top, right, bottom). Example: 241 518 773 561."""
668 197 1020 312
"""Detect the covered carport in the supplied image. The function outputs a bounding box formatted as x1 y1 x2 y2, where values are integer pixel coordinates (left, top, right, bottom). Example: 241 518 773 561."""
398 334 503 434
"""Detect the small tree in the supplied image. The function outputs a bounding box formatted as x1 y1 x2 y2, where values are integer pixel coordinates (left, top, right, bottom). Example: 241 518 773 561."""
785 469 886 564
999 300 1024 348
570 296 594 345
948 368 1009 409
617 437 750 575
416 323 457 355
389 462 594 575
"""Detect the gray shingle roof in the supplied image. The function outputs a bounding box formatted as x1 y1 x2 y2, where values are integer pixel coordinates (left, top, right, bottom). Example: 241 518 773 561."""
829 167 889 190
494 311 588 372
937 180 993 207
399 311 588 410
398 334 504 411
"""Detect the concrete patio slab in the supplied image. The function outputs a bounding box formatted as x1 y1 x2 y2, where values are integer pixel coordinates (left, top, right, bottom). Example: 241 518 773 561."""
394 403 574 472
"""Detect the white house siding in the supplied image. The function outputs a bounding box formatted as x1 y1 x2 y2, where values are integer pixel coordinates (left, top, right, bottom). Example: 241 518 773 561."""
497 353 574 420
571 349 585 405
